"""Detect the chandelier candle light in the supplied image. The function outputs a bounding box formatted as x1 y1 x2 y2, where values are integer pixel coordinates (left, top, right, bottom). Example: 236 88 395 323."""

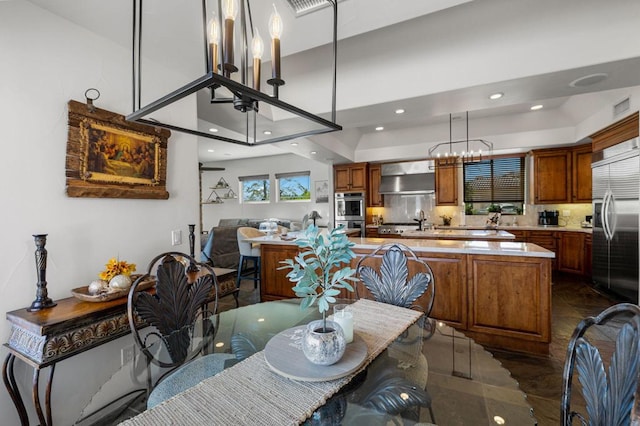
128 0 341 145
267 4 284 97
427 112 493 167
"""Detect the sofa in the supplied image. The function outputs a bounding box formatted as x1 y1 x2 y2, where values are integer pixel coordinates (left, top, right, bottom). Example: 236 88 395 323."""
200 218 298 270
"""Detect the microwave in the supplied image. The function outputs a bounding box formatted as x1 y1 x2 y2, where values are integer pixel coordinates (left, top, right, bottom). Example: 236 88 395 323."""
335 192 365 221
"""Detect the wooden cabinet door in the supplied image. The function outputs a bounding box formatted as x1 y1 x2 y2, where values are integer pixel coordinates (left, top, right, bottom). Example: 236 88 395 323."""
334 165 351 192
349 163 367 191
367 164 383 207
467 254 551 348
584 234 592 277
509 230 529 242
418 253 467 328
572 144 592 203
528 230 558 270
559 232 585 274
435 159 458 206
334 163 367 192
533 150 571 204
365 228 378 238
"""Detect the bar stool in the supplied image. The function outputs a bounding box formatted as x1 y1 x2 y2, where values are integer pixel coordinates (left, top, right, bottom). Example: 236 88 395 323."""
236 227 264 289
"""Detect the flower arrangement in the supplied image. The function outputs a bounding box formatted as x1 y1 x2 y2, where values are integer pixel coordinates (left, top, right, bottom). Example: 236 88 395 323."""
279 225 358 332
440 214 452 226
99 258 136 281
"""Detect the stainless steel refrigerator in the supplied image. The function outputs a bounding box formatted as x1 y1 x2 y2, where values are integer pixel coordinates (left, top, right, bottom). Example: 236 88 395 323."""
592 137 640 303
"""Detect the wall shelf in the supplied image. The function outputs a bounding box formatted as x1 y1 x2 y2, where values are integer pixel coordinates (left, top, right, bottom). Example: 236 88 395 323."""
202 177 236 204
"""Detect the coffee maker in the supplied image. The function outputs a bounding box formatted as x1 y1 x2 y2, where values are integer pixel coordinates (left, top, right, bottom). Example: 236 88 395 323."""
538 210 559 226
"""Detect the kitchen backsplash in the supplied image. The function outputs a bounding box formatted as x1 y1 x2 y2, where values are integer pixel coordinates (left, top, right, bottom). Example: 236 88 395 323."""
371 196 592 228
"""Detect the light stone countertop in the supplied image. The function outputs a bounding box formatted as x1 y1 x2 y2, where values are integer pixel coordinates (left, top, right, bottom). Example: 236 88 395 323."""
366 224 593 234
245 236 555 259
401 229 515 240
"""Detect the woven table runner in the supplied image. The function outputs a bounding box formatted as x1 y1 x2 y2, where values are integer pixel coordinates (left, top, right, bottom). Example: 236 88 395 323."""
120 299 422 426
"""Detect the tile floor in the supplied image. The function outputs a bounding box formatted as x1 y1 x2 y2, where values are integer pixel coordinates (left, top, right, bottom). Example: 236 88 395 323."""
491 272 621 425
96 272 622 425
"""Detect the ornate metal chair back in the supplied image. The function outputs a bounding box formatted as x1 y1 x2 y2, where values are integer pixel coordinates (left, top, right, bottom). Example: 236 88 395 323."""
355 243 435 316
561 302 640 426
127 252 219 388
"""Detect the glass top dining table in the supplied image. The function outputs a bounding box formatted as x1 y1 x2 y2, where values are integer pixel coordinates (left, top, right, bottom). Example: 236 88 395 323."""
203 299 536 425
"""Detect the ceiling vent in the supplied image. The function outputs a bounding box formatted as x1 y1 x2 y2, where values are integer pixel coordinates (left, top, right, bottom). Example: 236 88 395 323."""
284 0 346 17
613 97 631 117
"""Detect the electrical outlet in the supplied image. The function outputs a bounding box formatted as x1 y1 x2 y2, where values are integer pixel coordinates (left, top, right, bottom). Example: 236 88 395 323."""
121 345 135 366
171 229 182 246
562 210 571 217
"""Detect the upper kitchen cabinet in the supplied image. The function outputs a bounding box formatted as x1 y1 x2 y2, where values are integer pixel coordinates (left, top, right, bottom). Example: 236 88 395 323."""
435 159 458 206
532 148 571 204
532 143 592 204
334 163 367 192
367 163 383 207
572 144 593 203
591 112 639 152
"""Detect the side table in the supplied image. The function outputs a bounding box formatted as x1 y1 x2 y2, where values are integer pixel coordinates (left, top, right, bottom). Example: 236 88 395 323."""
3 267 237 426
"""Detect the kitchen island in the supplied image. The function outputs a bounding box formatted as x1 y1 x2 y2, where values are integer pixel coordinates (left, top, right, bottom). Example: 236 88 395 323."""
255 236 554 355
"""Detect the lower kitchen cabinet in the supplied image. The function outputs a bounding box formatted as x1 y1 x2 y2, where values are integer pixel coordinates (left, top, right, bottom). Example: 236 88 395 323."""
584 234 592 276
558 231 585 274
416 252 467 329
365 228 378 238
528 230 558 270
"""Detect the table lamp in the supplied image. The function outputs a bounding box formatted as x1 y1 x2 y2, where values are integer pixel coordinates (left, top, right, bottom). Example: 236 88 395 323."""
309 210 322 226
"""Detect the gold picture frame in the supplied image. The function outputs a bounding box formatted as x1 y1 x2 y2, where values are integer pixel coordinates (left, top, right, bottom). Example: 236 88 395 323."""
66 100 170 199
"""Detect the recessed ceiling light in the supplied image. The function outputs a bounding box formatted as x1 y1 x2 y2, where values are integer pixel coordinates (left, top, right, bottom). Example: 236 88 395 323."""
263 130 272 135
530 104 543 111
290 142 298 146
395 109 405 114
569 73 608 88
489 92 503 100
207 149 215 153
209 128 218 133
310 151 317 155
375 126 384 131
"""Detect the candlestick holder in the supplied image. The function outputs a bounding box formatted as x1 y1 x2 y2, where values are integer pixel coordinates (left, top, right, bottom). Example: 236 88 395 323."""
186 224 199 282
27 234 57 312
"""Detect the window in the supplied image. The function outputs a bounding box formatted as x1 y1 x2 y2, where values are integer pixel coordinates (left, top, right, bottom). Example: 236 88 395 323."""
276 171 311 202
463 156 525 215
239 174 270 203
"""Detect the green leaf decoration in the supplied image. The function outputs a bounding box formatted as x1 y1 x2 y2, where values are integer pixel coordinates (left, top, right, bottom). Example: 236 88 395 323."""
279 224 358 325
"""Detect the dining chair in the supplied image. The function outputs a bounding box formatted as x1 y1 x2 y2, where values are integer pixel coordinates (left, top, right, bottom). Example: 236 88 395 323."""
355 242 435 316
354 242 436 422
236 226 264 289
561 302 640 426
127 252 234 409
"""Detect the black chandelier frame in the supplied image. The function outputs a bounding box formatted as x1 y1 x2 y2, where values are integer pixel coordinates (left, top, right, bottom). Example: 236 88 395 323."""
127 0 342 146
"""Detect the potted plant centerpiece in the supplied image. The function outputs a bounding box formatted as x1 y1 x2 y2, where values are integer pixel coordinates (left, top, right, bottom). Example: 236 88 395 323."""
279 224 359 365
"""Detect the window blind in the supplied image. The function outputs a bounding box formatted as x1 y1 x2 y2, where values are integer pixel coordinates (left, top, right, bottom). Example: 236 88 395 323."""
238 174 269 181
275 171 310 179
463 157 525 203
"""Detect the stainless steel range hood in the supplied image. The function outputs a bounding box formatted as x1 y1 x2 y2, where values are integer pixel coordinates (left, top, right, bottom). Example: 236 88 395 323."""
378 160 435 195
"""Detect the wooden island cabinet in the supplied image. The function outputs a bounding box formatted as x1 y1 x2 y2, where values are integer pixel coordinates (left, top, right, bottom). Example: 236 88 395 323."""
258 237 553 355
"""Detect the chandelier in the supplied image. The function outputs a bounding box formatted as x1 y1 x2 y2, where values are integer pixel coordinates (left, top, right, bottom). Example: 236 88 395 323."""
427 112 493 166
127 0 341 146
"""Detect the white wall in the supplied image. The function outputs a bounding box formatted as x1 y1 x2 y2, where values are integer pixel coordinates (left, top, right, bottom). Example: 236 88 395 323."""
201 154 334 231
0 2 200 424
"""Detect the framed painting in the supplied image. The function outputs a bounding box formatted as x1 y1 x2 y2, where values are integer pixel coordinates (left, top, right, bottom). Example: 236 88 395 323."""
66 100 170 199
315 180 329 203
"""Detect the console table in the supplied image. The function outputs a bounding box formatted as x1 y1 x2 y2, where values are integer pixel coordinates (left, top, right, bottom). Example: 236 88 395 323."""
2 267 238 426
